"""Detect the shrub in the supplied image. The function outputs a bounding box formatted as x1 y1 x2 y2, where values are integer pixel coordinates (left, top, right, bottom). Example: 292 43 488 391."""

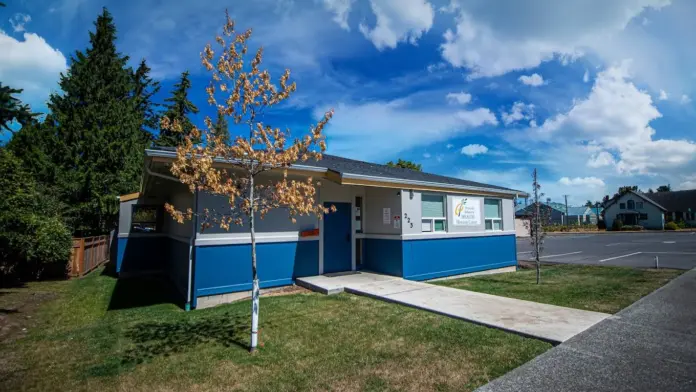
0 150 72 282
664 221 678 230
677 220 687 229
611 219 623 231
621 225 644 231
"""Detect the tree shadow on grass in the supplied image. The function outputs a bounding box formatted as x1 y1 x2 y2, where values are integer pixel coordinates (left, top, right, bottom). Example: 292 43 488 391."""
85 314 250 378
122 314 250 363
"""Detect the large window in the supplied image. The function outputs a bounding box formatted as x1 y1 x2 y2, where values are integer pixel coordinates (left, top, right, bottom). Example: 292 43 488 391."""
484 199 503 231
131 205 160 233
619 203 626 210
421 194 446 232
627 200 635 209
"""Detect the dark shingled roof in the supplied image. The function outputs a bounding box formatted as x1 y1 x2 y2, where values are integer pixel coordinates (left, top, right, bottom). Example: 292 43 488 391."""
644 190 696 212
148 146 524 194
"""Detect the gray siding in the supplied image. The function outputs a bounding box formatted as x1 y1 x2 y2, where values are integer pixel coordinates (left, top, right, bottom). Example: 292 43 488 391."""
363 187 402 235
604 193 664 230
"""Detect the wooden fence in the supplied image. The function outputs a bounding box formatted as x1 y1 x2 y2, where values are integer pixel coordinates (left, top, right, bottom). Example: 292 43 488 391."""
69 235 110 277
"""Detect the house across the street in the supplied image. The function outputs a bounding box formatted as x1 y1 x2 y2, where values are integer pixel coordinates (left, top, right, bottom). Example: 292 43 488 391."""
603 190 667 229
515 203 599 225
642 189 696 225
117 147 527 310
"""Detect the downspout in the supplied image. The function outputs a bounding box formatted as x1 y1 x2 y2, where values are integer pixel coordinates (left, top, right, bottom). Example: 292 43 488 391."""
186 188 198 311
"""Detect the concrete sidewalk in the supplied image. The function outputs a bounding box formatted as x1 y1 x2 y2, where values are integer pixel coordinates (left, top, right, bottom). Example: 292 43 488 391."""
477 268 696 392
298 272 610 343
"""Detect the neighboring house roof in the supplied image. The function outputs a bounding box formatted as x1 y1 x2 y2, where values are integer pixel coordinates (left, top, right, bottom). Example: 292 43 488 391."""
145 146 527 197
566 206 591 216
604 190 667 211
515 203 561 217
643 190 696 212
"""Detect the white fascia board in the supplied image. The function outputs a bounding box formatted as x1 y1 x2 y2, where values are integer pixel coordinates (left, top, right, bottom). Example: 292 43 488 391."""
340 172 524 197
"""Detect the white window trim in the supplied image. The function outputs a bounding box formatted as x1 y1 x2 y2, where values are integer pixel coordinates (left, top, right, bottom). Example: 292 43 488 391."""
484 198 503 232
421 193 447 232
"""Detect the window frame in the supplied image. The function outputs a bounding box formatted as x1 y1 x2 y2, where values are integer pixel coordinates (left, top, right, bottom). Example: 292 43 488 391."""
421 193 447 232
619 203 626 210
636 201 644 209
484 198 503 231
130 204 162 233
639 213 648 220
627 200 635 210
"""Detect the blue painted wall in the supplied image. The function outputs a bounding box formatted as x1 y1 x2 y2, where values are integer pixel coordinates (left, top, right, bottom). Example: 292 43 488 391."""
168 239 191 297
116 236 169 274
402 235 517 281
193 240 319 304
363 238 403 277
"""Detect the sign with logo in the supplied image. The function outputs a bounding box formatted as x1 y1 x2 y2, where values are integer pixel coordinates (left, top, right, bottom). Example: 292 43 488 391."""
452 197 481 226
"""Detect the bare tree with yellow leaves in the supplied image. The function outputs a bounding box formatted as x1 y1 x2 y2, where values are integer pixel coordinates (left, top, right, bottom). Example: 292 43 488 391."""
163 11 334 353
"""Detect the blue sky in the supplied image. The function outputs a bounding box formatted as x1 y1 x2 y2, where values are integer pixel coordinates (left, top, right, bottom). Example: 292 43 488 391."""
2 0 696 205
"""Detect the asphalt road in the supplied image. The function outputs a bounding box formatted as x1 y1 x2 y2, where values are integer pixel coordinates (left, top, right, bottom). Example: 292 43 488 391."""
516 232 696 270
477 267 696 392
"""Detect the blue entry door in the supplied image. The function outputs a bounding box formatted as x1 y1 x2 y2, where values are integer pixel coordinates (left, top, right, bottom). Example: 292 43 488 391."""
323 202 352 274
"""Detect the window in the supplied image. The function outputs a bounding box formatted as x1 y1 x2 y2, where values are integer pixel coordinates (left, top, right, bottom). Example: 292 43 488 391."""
484 198 503 231
639 213 648 220
619 203 626 210
131 205 160 233
627 200 635 209
636 202 644 209
421 194 446 232
355 196 363 233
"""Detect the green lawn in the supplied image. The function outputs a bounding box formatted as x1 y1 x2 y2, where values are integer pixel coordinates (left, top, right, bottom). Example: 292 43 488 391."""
0 268 550 392
435 264 682 314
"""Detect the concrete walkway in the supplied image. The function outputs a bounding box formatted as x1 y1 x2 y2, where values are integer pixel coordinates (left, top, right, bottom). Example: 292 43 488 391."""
297 272 610 343
477 268 696 392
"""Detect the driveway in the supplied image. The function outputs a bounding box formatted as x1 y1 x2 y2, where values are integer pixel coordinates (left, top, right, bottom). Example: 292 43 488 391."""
517 232 696 269
476 268 696 392
298 272 609 343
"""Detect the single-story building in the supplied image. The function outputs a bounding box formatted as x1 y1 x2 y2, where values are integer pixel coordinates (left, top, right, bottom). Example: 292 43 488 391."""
117 147 526 310
642 190 696 225
565 206 600 225
603 190 666 229
515 203 565 225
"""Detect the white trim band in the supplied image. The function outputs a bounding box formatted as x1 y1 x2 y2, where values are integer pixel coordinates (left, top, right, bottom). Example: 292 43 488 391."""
356 230 516 241
195 232 319 246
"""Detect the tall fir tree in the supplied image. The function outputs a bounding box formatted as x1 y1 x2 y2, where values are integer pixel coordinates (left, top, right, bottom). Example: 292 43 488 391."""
1 82 37 132
133 59 160 145
47 8 147 235
209 109 230 148
156 71 199 146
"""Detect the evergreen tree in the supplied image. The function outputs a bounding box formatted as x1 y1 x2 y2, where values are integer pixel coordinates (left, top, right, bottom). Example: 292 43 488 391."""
210 109 230 148
386 158 422 171
133 59 160 144
1 83 37 132
156 71 199 146
47 8 146 235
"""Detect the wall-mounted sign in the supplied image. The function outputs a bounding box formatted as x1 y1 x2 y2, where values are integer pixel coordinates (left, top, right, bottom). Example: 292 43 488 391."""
453 197 481 226
393 215 401 229
383 208 391 224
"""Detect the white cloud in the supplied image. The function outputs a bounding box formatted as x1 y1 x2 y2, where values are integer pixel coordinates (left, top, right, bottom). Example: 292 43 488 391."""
320 0 354 30
502 102 535 126
9 13 32 33
559 176 606 187
658 89 668 100
446 91 472 105
679 175 696 190
681 94 691 104
317 97 497 160
518 73 545 86
460 143 488 157
426 62 447 73
530 61 696 175
583 69 590 83
0 31 67 110
358 0 435 50
423 152 432 158
440 1 669 79
446 143 454 149
587 151 617 168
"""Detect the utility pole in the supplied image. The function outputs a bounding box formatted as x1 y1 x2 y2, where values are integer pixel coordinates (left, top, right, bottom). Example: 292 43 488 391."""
563 195 569 216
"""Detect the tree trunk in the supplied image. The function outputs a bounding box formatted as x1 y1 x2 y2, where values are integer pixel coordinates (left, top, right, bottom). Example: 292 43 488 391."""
249 175 259 353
